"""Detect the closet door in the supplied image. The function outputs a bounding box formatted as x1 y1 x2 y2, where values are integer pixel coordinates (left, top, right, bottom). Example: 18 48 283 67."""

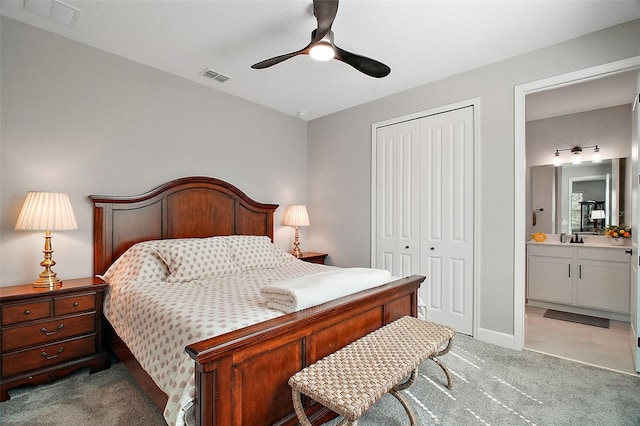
420 106 474 335
374 121 421 277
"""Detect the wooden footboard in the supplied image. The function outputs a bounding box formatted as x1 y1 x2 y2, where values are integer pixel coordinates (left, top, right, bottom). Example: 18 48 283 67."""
185 275 424 426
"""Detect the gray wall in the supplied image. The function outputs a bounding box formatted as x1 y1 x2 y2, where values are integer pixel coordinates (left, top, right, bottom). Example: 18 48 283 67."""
0 17 308 286
307 20 640 339
526 105 632 167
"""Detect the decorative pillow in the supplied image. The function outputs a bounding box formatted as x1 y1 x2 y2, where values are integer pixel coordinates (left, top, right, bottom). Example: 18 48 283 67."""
223 235 293 271
99 240 170 286
155 237 240 282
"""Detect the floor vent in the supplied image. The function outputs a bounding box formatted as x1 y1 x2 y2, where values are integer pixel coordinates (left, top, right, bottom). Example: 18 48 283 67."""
201 69 230 83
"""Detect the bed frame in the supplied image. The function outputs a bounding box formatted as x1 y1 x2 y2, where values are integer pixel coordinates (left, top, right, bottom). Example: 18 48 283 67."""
91 176 425 426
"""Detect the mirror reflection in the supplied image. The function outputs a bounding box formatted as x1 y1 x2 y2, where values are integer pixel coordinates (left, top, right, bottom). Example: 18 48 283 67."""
530 158 629 235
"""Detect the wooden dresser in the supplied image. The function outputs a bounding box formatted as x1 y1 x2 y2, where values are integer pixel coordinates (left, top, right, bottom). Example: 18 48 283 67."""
0 277 110 401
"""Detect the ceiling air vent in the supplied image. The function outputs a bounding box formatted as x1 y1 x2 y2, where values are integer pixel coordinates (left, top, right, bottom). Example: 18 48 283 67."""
24 0 82 27
201 69 230 83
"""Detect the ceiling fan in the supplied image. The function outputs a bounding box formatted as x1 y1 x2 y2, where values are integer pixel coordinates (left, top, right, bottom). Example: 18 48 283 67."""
251 0 391 78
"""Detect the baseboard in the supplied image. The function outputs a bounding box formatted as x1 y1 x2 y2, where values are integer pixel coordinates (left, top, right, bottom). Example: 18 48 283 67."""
475 327 516 350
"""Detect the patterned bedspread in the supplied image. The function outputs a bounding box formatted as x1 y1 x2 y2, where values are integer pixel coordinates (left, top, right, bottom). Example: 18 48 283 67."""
102 238 333 426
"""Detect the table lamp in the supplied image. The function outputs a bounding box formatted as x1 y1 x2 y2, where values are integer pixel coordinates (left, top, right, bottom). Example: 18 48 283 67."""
15 192 78 288
284 205 310 258
590 209 605 234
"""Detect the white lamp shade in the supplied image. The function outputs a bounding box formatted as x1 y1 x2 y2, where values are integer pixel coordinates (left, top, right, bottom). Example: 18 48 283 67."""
590 210 606 220
284 205 310 227
15 192 78 231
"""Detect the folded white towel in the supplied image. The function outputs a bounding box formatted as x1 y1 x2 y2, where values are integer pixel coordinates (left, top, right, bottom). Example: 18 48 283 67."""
260 268 392 313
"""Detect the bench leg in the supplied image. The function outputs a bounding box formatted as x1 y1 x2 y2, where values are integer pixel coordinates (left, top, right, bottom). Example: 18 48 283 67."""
430 337 454 389
292 389 359 426
292 388 312 426
389 367 418 426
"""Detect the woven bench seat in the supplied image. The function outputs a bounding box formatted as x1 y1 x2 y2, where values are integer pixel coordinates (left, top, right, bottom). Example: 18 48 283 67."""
289 316 455 425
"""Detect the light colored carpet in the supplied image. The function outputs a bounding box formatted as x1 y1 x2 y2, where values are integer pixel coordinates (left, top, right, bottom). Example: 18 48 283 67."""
0 362 166 426
1 333 639 425
326 333 640 425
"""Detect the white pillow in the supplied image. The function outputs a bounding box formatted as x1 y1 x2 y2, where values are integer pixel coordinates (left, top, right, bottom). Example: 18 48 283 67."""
100 240 170 286
155 237 240 282
223 235 292 271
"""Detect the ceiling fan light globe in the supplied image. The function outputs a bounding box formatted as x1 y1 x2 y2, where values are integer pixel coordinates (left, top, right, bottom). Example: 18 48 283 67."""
310 42 335 61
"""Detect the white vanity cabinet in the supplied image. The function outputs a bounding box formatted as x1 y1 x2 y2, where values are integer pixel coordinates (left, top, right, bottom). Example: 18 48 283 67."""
527 243 631 319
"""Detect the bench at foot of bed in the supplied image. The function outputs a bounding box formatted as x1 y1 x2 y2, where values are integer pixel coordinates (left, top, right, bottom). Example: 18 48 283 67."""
289 316 455 425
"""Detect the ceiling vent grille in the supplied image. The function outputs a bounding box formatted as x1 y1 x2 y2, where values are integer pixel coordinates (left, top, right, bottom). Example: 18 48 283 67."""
24 0 82 27
201 69 230 83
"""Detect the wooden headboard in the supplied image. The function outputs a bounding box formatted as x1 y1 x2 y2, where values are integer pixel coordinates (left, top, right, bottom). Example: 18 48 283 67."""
90 176 278 275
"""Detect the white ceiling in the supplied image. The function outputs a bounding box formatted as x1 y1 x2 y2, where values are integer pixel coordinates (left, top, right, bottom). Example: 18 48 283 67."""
1 0 639 120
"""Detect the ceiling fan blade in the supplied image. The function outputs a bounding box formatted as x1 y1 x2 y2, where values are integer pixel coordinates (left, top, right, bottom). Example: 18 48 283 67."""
313 0 339 41
334 46 391 78
251 48 307 69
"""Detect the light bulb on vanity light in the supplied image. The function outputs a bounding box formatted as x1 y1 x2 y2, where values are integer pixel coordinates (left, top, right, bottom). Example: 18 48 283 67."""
571 146 582 165
592 145 602 163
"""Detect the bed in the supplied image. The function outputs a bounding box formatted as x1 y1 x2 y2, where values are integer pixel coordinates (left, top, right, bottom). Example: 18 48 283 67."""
90 176 425 426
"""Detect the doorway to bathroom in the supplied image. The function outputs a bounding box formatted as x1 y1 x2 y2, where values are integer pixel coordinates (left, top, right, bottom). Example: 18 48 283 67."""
514 57 640 374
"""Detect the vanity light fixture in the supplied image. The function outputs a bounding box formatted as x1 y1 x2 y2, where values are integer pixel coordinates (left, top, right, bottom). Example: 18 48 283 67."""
552 145 602 167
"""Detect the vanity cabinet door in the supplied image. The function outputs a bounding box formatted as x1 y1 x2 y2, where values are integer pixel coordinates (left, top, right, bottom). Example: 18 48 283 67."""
528 255 574 305
577 248 630 313
578 260 629 312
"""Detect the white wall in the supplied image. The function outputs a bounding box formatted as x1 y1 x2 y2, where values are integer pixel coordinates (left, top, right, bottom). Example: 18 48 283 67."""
307 19 640 338
0 17 308 286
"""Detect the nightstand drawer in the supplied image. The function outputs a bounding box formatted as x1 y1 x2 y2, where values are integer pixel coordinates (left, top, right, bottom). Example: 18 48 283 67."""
2 335 96 378
54 293 96 316
1 300 51 326
2 313 96 352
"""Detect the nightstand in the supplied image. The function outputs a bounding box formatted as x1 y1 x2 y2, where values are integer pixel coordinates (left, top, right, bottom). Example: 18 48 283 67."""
0 277 110 401
298 252 328 264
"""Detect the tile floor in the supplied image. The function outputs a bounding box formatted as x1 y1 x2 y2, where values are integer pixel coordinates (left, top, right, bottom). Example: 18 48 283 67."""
525 305 638 375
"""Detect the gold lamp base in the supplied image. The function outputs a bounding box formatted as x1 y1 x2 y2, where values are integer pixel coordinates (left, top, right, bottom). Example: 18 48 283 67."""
291 226 303 258
33 231 63 289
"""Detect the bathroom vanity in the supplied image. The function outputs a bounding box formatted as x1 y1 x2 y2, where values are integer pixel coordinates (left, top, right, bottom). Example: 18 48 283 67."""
527 239 631 321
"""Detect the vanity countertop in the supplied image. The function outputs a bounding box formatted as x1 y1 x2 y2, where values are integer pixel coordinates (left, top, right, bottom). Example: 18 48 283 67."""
527 234 630 248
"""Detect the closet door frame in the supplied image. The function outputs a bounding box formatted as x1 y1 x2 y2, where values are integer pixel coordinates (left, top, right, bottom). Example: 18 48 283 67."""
371 97 481 337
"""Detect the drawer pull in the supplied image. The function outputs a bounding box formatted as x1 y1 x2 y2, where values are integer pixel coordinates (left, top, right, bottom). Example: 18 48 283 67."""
24 309 31 315
41 347 64 360
73 302 79 307
40 324 64 336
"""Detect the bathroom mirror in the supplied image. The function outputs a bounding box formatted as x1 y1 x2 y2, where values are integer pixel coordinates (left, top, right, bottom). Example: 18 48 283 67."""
530 158 629 235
